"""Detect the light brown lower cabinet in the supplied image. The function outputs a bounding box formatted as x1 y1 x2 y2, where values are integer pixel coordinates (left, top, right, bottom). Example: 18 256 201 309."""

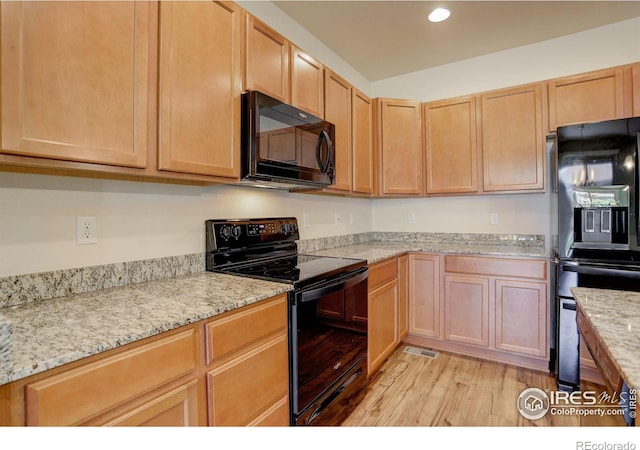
444 275 490 347
0 293 288 426
397 255 409 340
408 253 441 339
405 252 549 371
367 257 400 376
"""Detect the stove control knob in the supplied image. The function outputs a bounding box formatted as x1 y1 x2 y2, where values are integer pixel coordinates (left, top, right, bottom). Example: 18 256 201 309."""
231 226 242 238
220 225 232 239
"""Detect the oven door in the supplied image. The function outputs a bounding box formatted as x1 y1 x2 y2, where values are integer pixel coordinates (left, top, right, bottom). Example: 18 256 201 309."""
290 268 368 425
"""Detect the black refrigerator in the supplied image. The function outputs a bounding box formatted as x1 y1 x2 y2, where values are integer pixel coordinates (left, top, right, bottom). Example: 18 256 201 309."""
554 116 640 392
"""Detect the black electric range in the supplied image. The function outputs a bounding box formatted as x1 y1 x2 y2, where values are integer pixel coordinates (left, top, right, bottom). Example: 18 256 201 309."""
205 217 366 288
205 217 370 426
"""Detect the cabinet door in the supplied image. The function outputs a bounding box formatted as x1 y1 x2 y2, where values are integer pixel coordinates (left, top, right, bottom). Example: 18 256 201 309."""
376 99 423 195
1 1 151 168
397 255 409 339
103 380 199 426
409 253 441 339
290 45 324 118
494 279 547 357
481 84 544 192
207 334 289 426
245 15 289 102
324 69 352 192
25 329 197 426
368 280 398 375
352 88 374 194
424 96 478 194
158 1 242 178
548 67 625 132
444 275 489 347
633 63 640 117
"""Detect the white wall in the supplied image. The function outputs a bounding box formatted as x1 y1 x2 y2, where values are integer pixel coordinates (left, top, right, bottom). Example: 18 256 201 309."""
0 172 371 277
1 6 638 277
372 16 640 101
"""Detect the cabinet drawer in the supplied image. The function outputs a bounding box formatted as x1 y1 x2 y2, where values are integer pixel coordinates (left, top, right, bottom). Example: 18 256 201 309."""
25 329 197 426
207 334 289 426
205 295 287 365
444 255 547 280
102 380 200 426
368 258 398 291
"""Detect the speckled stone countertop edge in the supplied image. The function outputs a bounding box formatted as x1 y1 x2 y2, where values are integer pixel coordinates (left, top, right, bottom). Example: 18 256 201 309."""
0 273 292 386
307 242 549 265
571 287 640 390
0 239 547 387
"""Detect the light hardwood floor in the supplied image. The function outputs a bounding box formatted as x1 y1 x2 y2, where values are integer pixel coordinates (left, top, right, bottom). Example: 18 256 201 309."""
343 345 626 427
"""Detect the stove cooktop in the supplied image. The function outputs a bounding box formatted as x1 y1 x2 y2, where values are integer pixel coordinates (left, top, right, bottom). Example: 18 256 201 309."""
215 254 366 285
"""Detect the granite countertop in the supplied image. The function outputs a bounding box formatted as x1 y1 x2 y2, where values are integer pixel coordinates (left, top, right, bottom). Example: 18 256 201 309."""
0 272 292 386
307 241 548 265
0 237 547 387
571 287 640 390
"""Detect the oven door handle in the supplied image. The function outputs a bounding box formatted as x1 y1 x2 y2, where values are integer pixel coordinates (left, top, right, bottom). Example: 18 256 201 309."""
306 367 363 425
562 262 640 279
299 269 368 303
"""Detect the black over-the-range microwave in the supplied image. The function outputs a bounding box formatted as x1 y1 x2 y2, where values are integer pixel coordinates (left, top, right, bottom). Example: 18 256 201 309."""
240 90 336 190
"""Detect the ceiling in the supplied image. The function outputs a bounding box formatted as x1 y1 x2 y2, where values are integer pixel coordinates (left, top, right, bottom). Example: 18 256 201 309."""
273 1 640 81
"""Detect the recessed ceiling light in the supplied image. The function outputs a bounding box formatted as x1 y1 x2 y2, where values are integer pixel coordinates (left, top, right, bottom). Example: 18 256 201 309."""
428 7 450 23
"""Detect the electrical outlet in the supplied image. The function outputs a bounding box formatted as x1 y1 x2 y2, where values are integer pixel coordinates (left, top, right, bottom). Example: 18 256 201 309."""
303 213 310 227
334 213 342 226
349 213 355 225
408 212 416 224
490 213 499 225
76 216 97 245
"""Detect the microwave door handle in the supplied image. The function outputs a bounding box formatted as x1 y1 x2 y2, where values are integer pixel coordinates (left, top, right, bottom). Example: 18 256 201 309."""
316 131 332 173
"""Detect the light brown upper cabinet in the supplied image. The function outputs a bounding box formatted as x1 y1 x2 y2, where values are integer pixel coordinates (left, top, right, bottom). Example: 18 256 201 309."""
633 63 640 117
158 1 242 178
423 96 478 194
244 15 290 103
375 99 423 196
290 45 324 119
352 89 375 195
324 69 353 192
481 84 545 192
547 67 626 132
1 1 152 168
